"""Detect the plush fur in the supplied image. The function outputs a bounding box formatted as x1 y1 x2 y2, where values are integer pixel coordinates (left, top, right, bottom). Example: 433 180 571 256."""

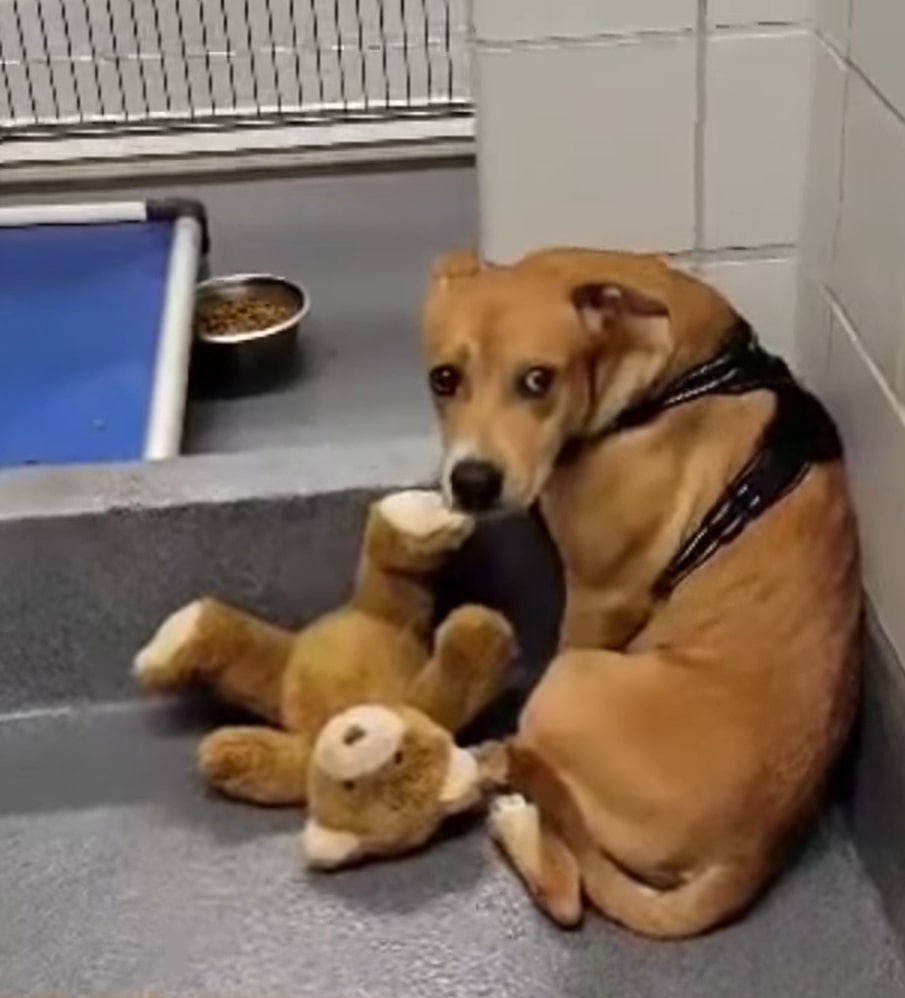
134 490 516 866
422 248 862 938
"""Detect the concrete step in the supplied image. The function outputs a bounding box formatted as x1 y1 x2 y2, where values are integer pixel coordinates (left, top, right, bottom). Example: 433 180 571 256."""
1 701 903 997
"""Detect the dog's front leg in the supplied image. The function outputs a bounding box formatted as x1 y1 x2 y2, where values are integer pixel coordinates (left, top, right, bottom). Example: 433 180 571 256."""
560 583 651 650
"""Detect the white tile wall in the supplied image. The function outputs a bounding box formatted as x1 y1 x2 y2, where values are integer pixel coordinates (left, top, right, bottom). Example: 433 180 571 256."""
833 72 905 387
703 30 812 249
815 0 851 52
850 1 905 120
826 307 905 661
799 0 905 669
701 256 798 362
800 37 846 284
708 0 812 29
476 37 697 263
473 0 697 43
795 274 833 391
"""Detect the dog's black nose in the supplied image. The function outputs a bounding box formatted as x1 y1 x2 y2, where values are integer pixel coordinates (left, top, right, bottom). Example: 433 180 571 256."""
450 459 503 512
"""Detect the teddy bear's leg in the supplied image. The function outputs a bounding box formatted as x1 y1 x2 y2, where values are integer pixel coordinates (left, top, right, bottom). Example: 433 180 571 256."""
134 598 293 725
350 491 474 635
198 726 312 805
406 605 516 731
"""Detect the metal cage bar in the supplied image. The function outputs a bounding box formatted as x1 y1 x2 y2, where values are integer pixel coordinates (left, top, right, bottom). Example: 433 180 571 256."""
0 0 472 141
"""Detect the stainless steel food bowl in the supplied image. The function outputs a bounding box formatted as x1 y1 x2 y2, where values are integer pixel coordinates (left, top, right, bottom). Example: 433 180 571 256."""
192 273 311 395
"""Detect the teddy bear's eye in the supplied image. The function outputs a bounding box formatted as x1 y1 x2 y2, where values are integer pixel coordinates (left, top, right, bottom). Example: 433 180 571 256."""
393 751 404 766
344 779 356 791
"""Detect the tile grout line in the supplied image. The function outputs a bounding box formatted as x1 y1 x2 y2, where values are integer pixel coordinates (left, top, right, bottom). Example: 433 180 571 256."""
817 28 905 135
473 21 810 54
824 23 853 389
473 27 696 53
823 285 905 429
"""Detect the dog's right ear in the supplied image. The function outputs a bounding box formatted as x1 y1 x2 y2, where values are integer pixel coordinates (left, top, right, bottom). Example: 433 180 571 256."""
431 249 482 286
570 282 670 334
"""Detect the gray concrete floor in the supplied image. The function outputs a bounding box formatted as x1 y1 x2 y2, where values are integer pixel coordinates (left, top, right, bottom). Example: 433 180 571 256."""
1 702 904 996
183 164 477 454
3 165 905 994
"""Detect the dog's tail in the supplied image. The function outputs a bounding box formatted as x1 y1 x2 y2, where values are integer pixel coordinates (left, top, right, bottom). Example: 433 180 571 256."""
580 851 767 940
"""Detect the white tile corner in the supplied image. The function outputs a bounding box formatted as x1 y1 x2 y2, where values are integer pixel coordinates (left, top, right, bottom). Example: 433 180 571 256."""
815 0 851 54
795 274 833 394
833 71 905 388
799 36 847 285
826 304 905 667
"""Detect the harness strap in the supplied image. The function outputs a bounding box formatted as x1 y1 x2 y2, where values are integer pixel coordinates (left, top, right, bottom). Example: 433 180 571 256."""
557 321 842 598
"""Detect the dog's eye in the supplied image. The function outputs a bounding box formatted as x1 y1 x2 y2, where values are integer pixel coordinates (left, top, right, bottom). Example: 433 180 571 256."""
429 364 462 398
517 366 556 400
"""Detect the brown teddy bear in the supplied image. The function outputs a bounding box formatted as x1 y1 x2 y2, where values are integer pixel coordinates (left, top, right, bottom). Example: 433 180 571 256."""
134 490 516 867
302 704 509 868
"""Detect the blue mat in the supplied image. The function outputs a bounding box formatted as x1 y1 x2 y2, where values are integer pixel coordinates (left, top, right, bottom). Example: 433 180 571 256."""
0 220 174 468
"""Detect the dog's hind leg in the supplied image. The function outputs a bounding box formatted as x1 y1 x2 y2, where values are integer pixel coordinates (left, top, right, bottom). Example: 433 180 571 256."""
488 793 584 927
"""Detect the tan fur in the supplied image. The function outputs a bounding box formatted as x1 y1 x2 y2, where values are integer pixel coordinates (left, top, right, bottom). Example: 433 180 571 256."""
424 248 861 938
135 491 516 856
306 706 478 865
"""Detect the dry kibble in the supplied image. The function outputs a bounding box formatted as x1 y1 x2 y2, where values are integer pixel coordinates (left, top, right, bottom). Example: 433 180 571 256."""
195 296 296 338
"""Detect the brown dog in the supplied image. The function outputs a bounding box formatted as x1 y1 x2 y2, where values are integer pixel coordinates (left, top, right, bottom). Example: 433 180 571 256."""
421 248 861 938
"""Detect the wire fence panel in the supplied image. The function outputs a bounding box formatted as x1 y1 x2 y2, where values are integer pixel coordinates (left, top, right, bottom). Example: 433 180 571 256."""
0 0 471 138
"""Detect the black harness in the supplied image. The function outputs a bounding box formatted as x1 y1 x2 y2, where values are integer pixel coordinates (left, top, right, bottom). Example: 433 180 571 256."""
557 321 843 598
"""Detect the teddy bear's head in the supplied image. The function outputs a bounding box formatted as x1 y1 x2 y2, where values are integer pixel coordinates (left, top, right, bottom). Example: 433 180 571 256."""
302 704 483 869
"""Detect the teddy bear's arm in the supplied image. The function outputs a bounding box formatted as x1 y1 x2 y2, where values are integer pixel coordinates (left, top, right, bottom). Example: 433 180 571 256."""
406 604 516 732
349 492 474 636
198 726 313 805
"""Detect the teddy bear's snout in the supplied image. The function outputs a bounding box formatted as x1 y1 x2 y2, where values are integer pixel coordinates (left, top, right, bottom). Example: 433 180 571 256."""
314 705 406 783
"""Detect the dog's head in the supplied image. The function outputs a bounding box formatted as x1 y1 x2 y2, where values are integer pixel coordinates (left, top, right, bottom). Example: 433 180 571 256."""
421 248 735 513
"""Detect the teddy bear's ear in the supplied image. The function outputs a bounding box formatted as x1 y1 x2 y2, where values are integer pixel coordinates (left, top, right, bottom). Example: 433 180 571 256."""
302 820 363 870
439 747 481 814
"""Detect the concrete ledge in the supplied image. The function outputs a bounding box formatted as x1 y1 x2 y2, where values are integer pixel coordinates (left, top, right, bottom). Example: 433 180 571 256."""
0 435 563 722
0 438 436 711
0 433 439 521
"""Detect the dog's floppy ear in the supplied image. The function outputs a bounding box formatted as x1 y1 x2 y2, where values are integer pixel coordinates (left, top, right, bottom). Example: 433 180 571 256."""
571 282 669 335
431 249 482 286
570 282 674 431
